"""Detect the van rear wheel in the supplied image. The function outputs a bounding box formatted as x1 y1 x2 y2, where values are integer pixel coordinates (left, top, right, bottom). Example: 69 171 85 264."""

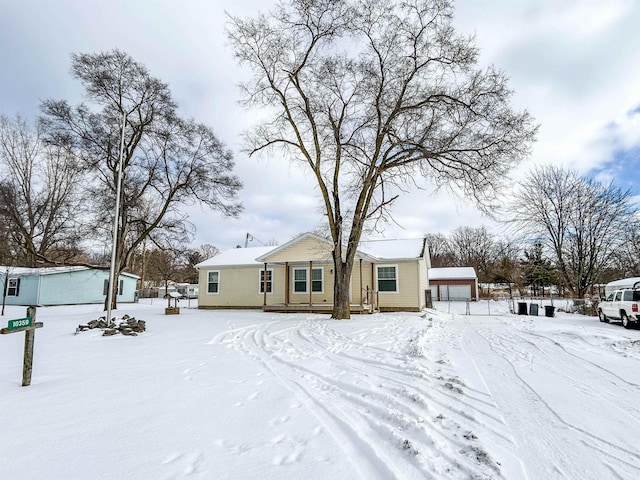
621 312 632 329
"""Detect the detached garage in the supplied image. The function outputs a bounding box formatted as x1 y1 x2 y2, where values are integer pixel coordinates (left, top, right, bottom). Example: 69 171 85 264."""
429 267 478 301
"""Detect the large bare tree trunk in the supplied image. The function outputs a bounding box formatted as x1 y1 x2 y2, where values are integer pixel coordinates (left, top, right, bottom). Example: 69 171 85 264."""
332 260 351 319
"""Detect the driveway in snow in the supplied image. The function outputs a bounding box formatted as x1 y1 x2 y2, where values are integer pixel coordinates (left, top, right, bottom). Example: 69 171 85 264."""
425 305 640 480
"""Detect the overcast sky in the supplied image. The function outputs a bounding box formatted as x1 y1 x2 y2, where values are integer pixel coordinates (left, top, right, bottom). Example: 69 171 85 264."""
1 0 640 252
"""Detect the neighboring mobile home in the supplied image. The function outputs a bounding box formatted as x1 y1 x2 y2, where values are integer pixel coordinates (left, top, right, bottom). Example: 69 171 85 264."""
196 232 430 313
0 266 139 306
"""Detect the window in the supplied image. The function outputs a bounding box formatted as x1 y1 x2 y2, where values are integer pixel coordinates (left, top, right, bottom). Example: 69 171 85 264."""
312 268 323 293
377 266 398 292
207 271 220 293
294 269 307 293
615 291 622 301
259 269 273 293
622 290 640 301
103 279 124 295
7 278 20 296
607 293 614 302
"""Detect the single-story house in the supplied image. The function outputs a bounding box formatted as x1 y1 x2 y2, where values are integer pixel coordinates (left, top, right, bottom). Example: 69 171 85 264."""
196 232 430 313
0 266 139 306
428 267 479 301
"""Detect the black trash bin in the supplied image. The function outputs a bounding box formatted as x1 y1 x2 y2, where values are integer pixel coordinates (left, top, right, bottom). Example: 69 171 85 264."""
529 303 539 316
544 305 555 317
518 302 528 315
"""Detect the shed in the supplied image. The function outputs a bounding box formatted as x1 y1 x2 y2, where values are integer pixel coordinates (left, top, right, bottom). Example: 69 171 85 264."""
428 267 478 301
0 266 139 306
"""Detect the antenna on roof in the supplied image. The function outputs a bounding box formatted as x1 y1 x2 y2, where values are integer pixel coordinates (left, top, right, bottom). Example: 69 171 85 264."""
244 233 266 248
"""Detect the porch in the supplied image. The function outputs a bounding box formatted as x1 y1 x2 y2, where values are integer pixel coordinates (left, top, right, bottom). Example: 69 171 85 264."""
262 303 376 314
259 258 379 314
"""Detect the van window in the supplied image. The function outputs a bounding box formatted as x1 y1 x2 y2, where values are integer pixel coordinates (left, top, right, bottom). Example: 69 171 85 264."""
607 293 615 302
615 291 623 301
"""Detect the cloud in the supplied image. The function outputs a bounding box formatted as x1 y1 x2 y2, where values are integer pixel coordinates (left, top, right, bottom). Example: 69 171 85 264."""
2 0 640 252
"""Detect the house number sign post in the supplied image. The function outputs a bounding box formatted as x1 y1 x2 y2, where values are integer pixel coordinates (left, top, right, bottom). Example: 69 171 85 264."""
1 306 43 386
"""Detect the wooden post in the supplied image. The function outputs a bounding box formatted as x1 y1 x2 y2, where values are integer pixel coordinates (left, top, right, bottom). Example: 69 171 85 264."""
309 260 313 306
285 262 289 306
359 258 363 307
371 262 376 296
22 306 36 386
1 305 43 387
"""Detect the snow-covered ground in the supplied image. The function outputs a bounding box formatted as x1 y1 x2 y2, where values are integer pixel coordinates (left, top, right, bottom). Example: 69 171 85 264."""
1 300 639 479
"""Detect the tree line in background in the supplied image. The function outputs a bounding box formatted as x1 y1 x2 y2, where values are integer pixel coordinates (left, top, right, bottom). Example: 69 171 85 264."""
428 165 639 298
2 84 638 300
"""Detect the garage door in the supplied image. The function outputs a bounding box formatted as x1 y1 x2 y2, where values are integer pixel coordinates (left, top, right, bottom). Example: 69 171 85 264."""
448 285 471 301
430 286 438 302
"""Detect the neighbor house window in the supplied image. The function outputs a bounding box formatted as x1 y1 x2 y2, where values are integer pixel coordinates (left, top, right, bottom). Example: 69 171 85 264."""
207 271 220 293
259 269 273 293
7 278 20 296
377 266 398 292
294 269 307 293
311 268 323 293
103 279 124 295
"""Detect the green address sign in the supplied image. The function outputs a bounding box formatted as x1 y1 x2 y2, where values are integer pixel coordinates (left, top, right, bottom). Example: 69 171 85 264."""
8 317 33 330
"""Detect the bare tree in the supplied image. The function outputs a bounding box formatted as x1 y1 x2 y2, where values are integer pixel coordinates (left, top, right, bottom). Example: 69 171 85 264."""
0 115 85 267
40 50 242 309
492 242 524 297
180 244 220 284
448 226 501 283
228 0 536 318
424 233 455 267
607 216 640 279
197 244 220 262
146 248 179 291
509 166 635 297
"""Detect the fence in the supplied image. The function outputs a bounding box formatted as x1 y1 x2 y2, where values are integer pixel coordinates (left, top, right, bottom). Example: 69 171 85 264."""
432 296 597 316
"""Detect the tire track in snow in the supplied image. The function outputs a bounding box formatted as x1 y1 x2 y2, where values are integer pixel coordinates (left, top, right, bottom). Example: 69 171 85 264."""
211 318 504 480
482 327 640 427
461 328 587 479
214 320 409 479
471 325 640 479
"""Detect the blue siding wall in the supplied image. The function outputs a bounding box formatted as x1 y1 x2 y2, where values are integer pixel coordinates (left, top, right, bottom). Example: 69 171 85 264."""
1 269 138 306
39 270 137 305
0 273 40 306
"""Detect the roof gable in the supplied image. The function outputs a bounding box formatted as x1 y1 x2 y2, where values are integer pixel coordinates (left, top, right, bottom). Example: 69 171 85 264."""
257 233 333 263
